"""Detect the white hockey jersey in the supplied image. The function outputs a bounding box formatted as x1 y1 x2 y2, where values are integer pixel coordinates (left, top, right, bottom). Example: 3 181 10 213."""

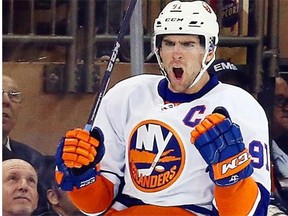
93 74 271 214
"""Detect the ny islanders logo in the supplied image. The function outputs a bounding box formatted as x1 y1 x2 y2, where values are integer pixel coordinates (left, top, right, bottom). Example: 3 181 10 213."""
128 120 185 192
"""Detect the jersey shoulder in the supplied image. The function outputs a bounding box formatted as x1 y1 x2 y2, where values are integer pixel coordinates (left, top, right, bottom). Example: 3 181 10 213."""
105 74 164 97
212 82 268 123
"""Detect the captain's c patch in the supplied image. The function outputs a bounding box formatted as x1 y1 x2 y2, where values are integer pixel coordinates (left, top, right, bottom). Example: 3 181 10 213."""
128 120 185 192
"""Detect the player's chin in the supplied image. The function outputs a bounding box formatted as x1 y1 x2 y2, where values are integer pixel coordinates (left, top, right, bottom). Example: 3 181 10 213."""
168 72 184 83
169 81 189 93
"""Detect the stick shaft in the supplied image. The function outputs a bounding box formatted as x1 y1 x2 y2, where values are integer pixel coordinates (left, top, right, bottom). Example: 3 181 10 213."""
85 0 138 131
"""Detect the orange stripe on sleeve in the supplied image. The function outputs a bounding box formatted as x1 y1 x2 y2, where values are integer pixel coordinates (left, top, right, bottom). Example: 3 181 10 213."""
214 177 258 216
68 175 114 214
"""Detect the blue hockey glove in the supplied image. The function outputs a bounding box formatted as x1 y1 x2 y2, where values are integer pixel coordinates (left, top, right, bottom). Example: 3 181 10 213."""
190 107 253 186
55 127 105 191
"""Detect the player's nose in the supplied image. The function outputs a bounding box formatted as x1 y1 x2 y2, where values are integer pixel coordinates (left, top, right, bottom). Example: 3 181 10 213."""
172 45 183 60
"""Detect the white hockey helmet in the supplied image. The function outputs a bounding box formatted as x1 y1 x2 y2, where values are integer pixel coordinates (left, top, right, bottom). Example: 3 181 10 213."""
152 0 219 86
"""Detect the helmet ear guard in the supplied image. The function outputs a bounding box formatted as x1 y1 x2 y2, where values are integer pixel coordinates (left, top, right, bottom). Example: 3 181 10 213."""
208 38 217 52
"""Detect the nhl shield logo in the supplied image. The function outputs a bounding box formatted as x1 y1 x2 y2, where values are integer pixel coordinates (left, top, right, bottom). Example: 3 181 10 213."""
128 120 185 192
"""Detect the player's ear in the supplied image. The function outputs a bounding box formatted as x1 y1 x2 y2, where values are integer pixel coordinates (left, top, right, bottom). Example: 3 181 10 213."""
205 49 215 63
159 47 163 59
47 189 60 205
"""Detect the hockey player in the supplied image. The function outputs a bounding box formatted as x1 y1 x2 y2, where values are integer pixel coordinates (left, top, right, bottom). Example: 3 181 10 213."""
55 1 271 215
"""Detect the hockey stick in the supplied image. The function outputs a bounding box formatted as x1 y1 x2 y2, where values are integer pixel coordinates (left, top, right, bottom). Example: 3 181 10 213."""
85 0 138 131
138 132 172 177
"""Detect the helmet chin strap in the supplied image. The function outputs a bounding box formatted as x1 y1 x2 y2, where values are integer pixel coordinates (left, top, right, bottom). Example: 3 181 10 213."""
155 48 170 82
188 50 216 88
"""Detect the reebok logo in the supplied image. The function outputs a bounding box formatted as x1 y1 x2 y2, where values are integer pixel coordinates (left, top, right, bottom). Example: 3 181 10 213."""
80 177 96 188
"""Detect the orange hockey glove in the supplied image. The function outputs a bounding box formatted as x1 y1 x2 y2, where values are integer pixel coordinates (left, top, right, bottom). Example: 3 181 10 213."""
55 127 105 191
62 128 100 168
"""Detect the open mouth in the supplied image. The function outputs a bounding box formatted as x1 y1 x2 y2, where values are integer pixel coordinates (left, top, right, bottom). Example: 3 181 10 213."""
173 67 184 79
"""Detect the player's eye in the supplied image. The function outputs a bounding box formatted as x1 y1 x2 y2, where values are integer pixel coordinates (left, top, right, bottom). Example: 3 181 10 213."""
165 41 175 47
182 42 194 47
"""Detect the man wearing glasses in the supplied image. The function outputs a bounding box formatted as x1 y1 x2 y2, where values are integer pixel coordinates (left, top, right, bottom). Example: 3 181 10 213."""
2 75 43 162
2 75 48 215
272 73 288 178
270 72 288 214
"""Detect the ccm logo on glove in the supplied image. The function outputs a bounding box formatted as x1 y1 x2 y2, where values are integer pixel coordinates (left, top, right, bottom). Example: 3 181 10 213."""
190 107 254 186
213 148 251 180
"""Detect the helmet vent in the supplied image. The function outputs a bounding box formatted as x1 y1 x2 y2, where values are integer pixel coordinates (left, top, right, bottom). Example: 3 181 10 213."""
188 21 201 27
189 21 197 25
156 21 162 27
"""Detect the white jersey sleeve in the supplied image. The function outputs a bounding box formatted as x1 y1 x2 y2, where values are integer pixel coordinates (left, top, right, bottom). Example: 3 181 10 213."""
92 74 270 214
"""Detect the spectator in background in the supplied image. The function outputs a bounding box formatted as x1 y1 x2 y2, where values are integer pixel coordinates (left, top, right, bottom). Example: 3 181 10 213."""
2 75 44 165
269 72 288 215
2 75 48 215
271 73 288 178
2 159 39 216
207 58 251 92
42 155 86 216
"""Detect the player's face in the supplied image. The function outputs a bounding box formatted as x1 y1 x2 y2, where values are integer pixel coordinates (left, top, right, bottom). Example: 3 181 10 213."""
273 77 288 136
2 159 39 216
2 76 22 138
159 35 211 93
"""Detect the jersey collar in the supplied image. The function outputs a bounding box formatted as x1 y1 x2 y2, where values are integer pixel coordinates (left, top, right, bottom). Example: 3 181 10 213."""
158 74 219 104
